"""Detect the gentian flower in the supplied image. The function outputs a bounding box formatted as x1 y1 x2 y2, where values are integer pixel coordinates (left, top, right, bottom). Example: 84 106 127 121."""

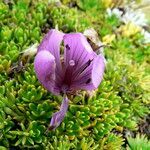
34 29 105 130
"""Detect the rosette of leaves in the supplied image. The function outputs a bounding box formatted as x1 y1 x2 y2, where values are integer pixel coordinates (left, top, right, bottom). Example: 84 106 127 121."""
99 133 124 150
0 2 9 23
127 134 150 150
0 55 11 73
9 121 46 148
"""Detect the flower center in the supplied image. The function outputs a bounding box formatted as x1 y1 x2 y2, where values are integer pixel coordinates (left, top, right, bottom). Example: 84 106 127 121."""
61 84 69 93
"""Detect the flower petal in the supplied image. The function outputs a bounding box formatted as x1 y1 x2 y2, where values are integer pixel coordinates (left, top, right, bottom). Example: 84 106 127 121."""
38 29 64 75
91 54 105 88
71 54 105 91
49 96 69 130
63 33 96 69
34 50 60 94
62 33 97 88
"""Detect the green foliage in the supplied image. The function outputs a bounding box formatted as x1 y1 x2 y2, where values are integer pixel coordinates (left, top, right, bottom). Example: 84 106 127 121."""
0 55 11 73
127 134 150 150
77 0 102 11
99 133 124 150
48 4 91 32
0 0 149 149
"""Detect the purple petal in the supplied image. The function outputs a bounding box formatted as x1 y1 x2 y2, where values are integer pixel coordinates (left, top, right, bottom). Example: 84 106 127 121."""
71 54 105 91
63 33 96 69
61 33 97 88
38 29 64 76
49 96 69 130
34 50 60 94
91 54 105 88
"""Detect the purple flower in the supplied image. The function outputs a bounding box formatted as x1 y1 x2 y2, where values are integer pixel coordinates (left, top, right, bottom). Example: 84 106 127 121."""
34 29 105 130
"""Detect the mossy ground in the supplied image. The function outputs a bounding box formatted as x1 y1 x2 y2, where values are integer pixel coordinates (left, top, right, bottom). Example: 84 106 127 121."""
0 0 149 149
